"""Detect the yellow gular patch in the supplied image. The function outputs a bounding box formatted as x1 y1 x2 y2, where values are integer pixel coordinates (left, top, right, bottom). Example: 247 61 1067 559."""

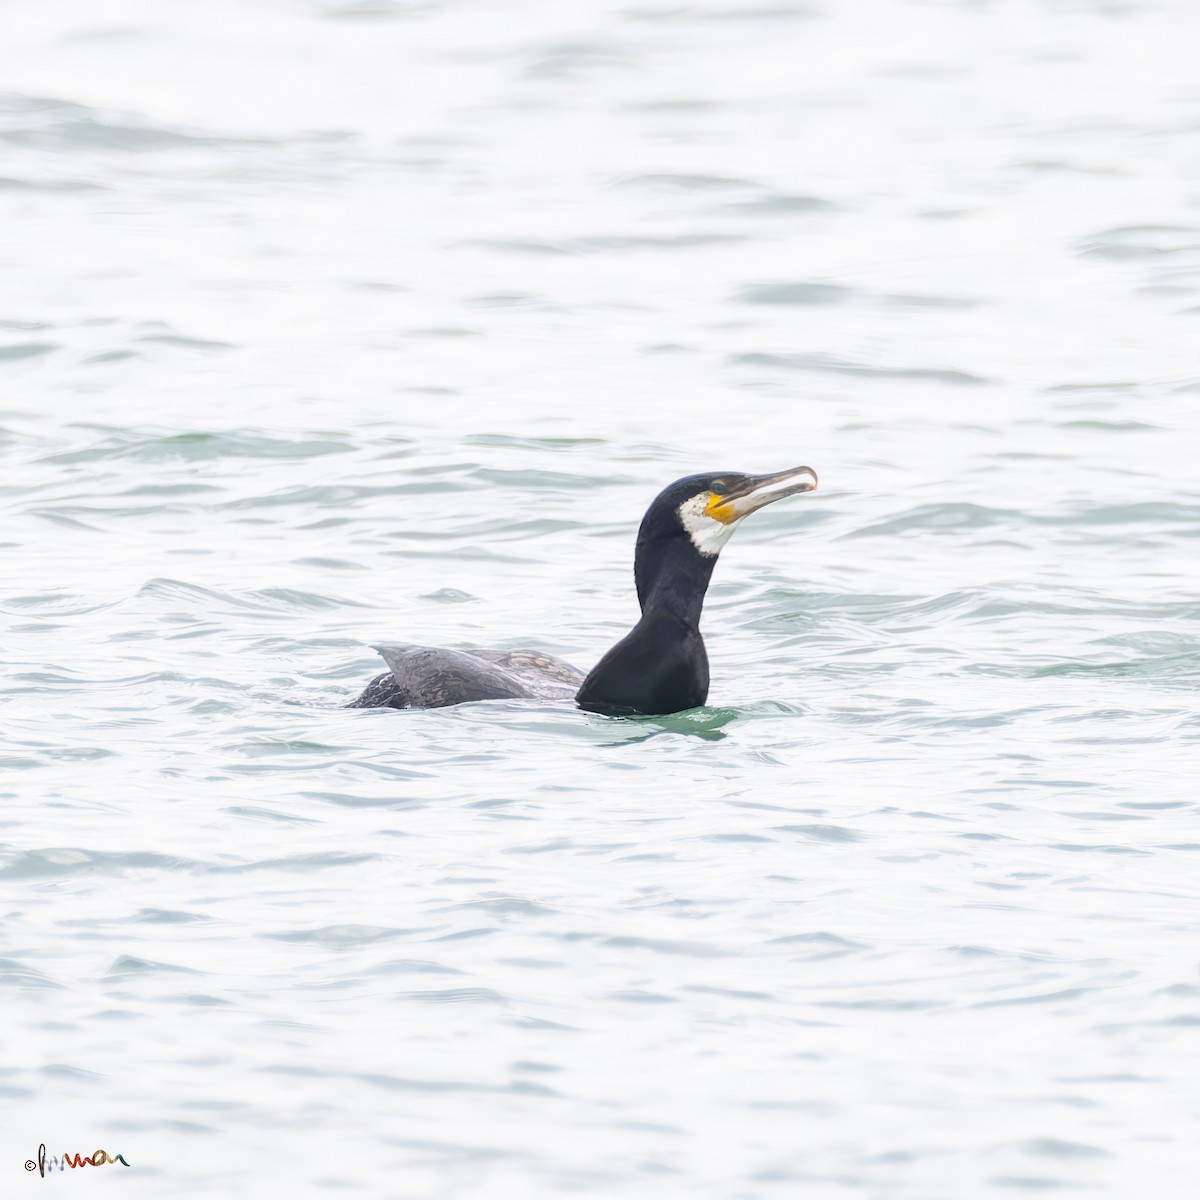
704 492 738 525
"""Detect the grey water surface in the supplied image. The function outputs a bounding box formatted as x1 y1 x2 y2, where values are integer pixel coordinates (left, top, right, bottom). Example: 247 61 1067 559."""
2 1 1200 1196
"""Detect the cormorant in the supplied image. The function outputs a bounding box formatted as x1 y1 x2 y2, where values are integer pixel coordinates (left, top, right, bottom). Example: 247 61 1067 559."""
347 466 818 716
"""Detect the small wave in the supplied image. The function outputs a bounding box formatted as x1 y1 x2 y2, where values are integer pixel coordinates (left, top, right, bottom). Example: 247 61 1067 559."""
42 428 351 465
971 987 1091 1009
577 233 746 251
614 172 756 192
723 192 840 214
455 238 578 257
266 925 417 946
469 466 614 489
730 351 990 386
522 45 640 81
298 786 433 807
248 587 369 611
420 587 477 603
609 989 678 1005
1 590 119 616
463 433 607 449
1034 651 1200 683
1067 501 1200 526
843 504 1021 537
603 935 730 958
735 281 854 306
774 824 865 843
1011 1138 1111 1161
0 93 258 153
0 175 104 192
400 987 508 1005
0 959 64 990
321 0 435 16
104 955 202 976
131 577 350 616
440 896 556 917
207 852 386 874
0 848 194 880
697 3 820 20
1078 224 1199 260
1057 419 1162 432
370 959 469 976
882 292 981 309
0 341 57 360
465 290 556 309
135 331 234 352
128 908 214 925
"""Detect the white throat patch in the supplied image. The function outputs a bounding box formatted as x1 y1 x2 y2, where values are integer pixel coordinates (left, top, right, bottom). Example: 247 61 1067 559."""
678 493 741 557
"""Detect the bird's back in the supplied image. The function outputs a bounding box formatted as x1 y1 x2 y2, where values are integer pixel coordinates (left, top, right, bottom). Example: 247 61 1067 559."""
347 643 584 710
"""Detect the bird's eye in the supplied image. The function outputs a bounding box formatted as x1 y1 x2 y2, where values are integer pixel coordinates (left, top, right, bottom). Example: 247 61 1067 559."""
711 479 727 493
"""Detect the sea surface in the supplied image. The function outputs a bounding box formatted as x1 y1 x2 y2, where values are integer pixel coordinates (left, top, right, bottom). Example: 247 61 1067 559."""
2 1 1199 1196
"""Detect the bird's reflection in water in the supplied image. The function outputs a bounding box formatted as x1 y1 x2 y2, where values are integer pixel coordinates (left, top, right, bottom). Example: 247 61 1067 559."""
597 707 744 745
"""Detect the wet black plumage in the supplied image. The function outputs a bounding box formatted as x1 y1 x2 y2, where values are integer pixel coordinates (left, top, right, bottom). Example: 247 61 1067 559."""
573 473 722 716
347 466 817 716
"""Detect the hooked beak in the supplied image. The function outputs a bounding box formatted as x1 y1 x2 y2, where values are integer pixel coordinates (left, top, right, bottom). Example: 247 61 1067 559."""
706 466 819 524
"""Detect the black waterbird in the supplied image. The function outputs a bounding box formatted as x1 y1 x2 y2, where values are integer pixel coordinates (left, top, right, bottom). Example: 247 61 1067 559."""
347 466 818 716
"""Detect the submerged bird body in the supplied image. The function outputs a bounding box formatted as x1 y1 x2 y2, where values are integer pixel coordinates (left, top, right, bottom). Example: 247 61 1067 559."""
347 466 817 716
347 645 584 710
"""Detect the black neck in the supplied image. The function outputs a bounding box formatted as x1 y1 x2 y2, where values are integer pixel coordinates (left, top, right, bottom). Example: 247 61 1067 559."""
575 524 719 716
635 534 716 627
633 535 715 628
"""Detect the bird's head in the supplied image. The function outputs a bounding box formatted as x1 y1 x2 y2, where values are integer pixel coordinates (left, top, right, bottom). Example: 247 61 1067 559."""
633 466 819 609
649 466 820 556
